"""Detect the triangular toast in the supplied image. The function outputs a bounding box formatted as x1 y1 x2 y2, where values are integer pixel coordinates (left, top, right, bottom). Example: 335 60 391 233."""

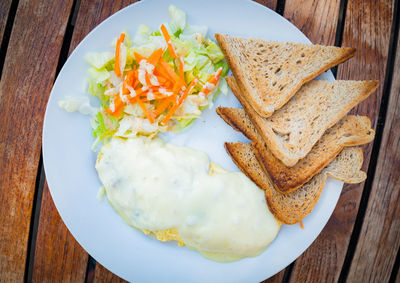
225 143 366 224
216 107 374 194
215 34 356 117
226 76 378 166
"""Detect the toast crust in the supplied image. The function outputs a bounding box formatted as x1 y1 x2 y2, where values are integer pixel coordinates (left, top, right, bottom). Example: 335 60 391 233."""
215 34 356 117
226 76 378 167
217 107 374 193
225 143 365 224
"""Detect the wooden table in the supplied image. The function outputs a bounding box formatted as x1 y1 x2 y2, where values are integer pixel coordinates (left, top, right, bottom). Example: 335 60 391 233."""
1 0 399 282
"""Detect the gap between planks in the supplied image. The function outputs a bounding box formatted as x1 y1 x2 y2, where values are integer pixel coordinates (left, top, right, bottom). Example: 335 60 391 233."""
0 0 19 79
337 0 400 281
23 0 82 281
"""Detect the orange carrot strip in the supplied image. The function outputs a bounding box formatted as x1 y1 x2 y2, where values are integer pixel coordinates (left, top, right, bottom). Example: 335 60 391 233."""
154 97 174 116
162 78 199 124
136 97 154 124
145 72 154 87
122 70 135 94
148 48 164 65
106 96 124 118
160 24 177 58
134 52 145 63
172 81 183 94
155 65 174 82
200 68 223 96
159 58 183 85
178 78 199 104
299 221 304 229
114 33 126 77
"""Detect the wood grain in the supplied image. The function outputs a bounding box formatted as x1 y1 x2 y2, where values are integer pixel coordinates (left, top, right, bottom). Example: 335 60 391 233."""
287 0 395 282
346 25 400 283
94 264 128 283
0 0 13 48
253 0 277 10
0 0 74 281
30 0 139 282
32 185 88 282
284 0 340 45
262 269 285 283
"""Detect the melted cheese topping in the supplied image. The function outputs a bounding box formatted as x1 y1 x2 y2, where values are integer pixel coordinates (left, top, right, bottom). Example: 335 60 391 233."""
96 138 280 262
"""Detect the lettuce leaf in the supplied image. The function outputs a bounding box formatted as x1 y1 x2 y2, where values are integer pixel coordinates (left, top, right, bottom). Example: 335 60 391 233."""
84 52 114 70
169 5 186 31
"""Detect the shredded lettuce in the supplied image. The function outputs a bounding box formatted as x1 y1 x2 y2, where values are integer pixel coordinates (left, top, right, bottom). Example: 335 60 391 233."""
84 52 114 70
58 96 98 115
169 5 186 31
68 5 231 149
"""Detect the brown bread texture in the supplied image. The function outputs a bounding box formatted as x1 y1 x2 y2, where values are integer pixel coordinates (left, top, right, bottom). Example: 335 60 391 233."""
225 143 365 224
216 107 374 194
226 76 378 167
215 34 356 117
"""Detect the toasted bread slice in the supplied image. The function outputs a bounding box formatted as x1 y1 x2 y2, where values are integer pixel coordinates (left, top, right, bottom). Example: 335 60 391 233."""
226 76 378 166
215 34 356 117
225 143 365 224
216 107 374 193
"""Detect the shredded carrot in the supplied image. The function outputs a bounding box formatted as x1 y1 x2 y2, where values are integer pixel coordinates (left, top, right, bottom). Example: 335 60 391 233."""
134 52 145 63
145 72 152 87
148 48 164 65
161 78 199 124
160 24 177 58
178 78 199 104
106 96 124 118
159 58 184 85
200 67 223 96
155 65 174 82
154 97 174 116
136 97 154 124
299 221 304 229
114 33 126 77
122 70 135 94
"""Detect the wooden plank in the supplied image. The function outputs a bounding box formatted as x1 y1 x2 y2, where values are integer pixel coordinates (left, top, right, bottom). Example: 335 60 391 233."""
0 0 13 48
31 0 139 281
346 25 400 283
31 186 88 282
287 0 395 282
253 0 277 11
284 0 340 45
263 269 285 283
0 0 74 281
94 264 128 283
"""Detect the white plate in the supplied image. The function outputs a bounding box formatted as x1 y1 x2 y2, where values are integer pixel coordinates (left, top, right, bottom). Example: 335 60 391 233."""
42 0 342 282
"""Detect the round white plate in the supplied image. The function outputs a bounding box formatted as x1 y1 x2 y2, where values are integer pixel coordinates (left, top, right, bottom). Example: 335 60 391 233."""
43 0 341 282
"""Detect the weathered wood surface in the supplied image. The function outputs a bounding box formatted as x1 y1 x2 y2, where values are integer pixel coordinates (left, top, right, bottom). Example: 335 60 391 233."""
94 264 128 283
288 0 395 282
32 186 88 282
0 0 74 281
0 0 398 281
0 0 12 48
281 0 341 280
254 0 277 11
284 0 340 45
346 24 400 283
31 0 139 282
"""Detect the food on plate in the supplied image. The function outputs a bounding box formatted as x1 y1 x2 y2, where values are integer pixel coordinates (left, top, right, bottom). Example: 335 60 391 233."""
215 33 356 117
215 34 377 225
95 137 280 261
59 5 229 149
216 107 375 193
226 76 378 167
224 143 366 224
